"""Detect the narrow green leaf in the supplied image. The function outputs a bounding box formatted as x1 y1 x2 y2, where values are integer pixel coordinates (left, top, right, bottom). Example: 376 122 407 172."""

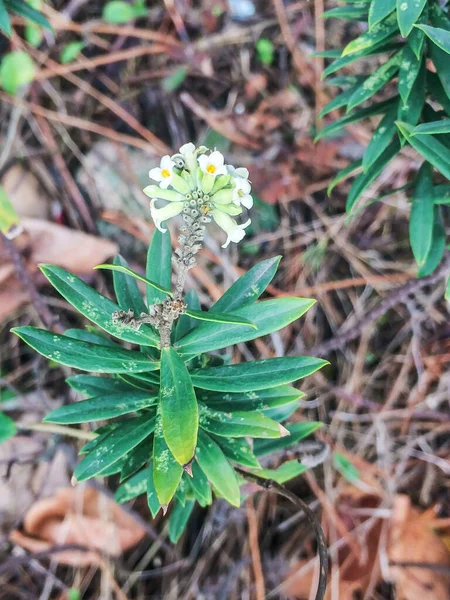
112 255 148 316
160 347 198 466
408 2 427 58
114 469 148 503
74 415 156 481
176 298 316 356
44 391 157 424
249 460 308 484
409 163 434 266
346 139 401 212
119 371 159 390
319 85 363 119
413 119 450 135
185 308 256 329
415 24 450 55
60 41 85 64
263 399 301 423
0 412 16 443
146 228 172 305
196 430 241 507
369 0 395 29
327 160 363 196
188 461 212 506
63 328 117 348
434 183 450 204
342 12 399 56
40 265 158 347
363 107 397 171
323 42 401 78
333 452 360 482
417 207 445 277
428 5 450 99
397 0 426 37
168 500 195 543
174 289 200 341
212 435 261 468
199 406 287 438
211 256 281 313
397 60 426 128
191 356 327 393
254 421 322 457
398 46 422 104
67 374 130 397
400 121 450 179
95 263 171 296
12 327 159 373
7 0 51 29
197 385 304 412
323 6 368 20
428 72 450 117
120 437 152 481
0 1 12 36
147 463 162 517
152 412 183 507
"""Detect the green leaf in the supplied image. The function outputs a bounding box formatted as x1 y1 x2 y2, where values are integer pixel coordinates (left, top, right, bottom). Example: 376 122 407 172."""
25 21 43 47
347 50 403 112
333 452 360 482
119 371 159 390
152 413 183 507
263 400 300 423
112 255 148 317
0 1 11 36
397 60 426 127
342 12 399 56
417 207 445 277
162 67 187 92
319 84 363 119
408 3 427 59
399 121 450 179
147 463 162 516
254 421 322 457
114 468 148 503
199 406 288 438
60 41 85 64
397 0 426 37
369 0 395 29
323 5 368 20
187 461 212 506
146 228 172 305
185 308 256 329
256 38 274 65
174 289 200 341
160 347 198 466
445 276 450 301
12 327 159 373
362 107 397 171
211 256 281 314
120 436 152 480
67 374 130 396
0 412 16 443
64 328 118 347
346 139 401 212
196 430 241 507
40 265 158 347
176 298 316 356
398 46 423 104
409 163 434 266
327 160 363 195
315 97 397 141
434 183 450 204
74 415 156 481
0 50 36 95
323 42 401 78
413 119 450 135
44 391 157 424
0 185 19 236
94 263 171 297
103 0 135 23
197 385 303 412
428 72 450 117
249 460 308 484
7 0 51 29
191 356 327 393
168 500 195 543
415 24 450 55
212 435 261 468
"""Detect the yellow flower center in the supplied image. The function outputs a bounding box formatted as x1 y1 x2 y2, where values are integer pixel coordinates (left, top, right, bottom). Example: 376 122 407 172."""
161 169 171 178
206 164 216 174
200 205 211 215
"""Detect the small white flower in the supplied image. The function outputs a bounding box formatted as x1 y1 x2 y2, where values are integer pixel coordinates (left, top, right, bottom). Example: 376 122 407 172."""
149 155 176 189
232 177 253 209
226 165 249 180
198 150 227 178
179 142 196 155
212 209 251 248
150 199 184 232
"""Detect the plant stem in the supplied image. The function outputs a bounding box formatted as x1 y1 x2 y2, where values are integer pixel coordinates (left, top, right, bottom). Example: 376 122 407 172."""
18 422 96 441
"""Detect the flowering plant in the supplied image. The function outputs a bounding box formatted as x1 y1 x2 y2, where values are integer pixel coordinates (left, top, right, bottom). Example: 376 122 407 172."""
12 144 327 544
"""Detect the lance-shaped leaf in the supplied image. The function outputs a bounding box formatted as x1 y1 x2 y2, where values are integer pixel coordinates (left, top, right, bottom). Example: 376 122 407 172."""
0 1 12 37
254 421 323 457
146 228 172 305
40 265 158 347
417 207 445 277
63 328 117 347
415 24 450 55
247 460 308 485
147 463 162 517
74 415 156 481
397 60 426 128
409 163 434 266
342 12 399 56
400 121 450 179
327 160 363 196
413 120 450 135
152 413 183 508
176 298 316 356
323 42 401 79
185 308 256 329
7 0 51 29
199 406 288 439
323 5 368 20
196 430 241 507
397 0 426 37
119 371 160 390
211 256 281 314
12 327 160 373
197 385 304 412
187 461 212 506
44 391 157 424
212 435 261 469
319 84 363 119
94 263 171 296
264 400 301 423
169 500 195 543
112 255 148 316
67 374 131 396
398 46 423 104
120 436 153 481
363 106 397 171
369 0 395 29
115 469 148 503
191 356 328 392
175 289 201 341
160 347 198 466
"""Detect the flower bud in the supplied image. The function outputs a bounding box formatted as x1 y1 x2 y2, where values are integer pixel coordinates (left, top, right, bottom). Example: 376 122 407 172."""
143 185 185 202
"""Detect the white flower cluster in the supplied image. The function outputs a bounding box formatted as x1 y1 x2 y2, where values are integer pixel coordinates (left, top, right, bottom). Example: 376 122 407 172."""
143 143 253 248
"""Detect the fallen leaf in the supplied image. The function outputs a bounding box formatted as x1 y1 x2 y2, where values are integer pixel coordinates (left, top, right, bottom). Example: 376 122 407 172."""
10 486 146 566
2 164 50 220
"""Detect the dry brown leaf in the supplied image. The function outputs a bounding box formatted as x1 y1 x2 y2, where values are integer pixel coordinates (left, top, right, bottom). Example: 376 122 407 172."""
10 487 146 566
387 495 450 600
2 164 50 220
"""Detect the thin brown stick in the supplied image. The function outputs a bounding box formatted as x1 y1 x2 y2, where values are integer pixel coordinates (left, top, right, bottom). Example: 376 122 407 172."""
246 497 265 600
